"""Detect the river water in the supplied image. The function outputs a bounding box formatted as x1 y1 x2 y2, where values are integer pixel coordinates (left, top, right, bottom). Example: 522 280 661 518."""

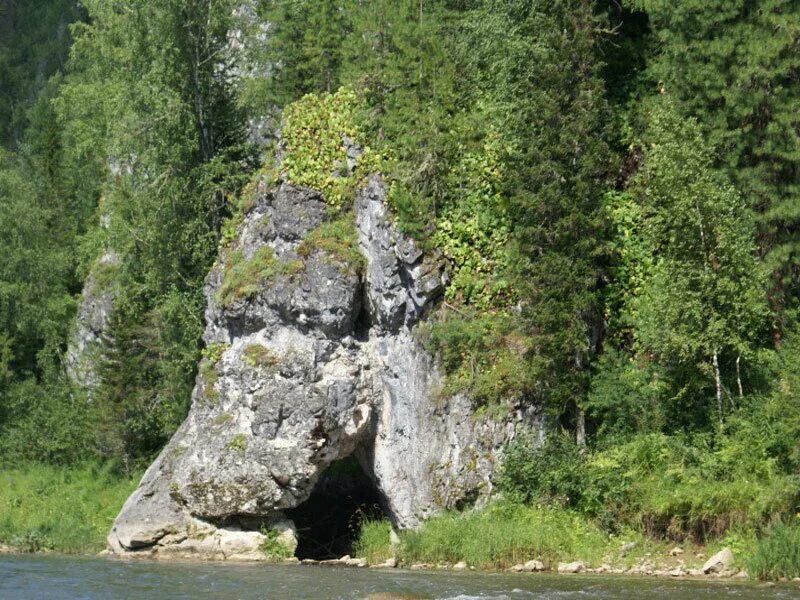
0 555 795 600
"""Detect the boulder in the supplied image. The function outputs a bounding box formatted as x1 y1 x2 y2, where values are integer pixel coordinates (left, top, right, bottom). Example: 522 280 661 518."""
702 547 734 574
510 559 545 572
558 561 585 574
217 529 267 561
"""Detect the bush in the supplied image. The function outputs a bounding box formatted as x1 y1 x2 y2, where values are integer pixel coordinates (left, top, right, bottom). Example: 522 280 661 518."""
497 431 585 508
747 521 800 580
498 429 798 540
0 379 101 465
282 88 379 209
260 525 293 560
424 311 532 406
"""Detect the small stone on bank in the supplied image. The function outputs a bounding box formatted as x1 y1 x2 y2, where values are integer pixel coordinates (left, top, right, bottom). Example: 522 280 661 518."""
558 561 584 574
702 547 734 574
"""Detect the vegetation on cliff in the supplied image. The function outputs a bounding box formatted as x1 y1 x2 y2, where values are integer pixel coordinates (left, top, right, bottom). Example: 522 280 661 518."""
0 0 799 577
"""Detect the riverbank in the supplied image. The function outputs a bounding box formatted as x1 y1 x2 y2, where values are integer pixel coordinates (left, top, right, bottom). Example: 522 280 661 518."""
352 503 800 582
1 465 798 582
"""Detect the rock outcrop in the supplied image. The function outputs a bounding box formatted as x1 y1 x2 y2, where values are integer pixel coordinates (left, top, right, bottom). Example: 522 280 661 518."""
107 174 538 559
66 250 119 389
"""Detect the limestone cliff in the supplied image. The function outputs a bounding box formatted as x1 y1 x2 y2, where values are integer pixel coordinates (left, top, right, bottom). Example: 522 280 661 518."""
65 249 119 390
107 174 539 560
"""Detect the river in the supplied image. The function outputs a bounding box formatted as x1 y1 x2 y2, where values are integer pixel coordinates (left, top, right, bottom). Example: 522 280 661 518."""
0 555 795 599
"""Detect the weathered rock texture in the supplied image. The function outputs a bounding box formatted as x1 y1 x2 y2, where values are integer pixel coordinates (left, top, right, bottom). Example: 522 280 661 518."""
107 175 538 560
66 250 119 389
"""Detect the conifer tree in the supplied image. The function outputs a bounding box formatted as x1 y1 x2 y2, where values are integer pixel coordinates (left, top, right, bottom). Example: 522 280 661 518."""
636 0 800 317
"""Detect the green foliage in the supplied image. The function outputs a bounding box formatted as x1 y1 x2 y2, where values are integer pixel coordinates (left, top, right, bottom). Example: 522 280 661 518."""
0 149 76 384
747 521 800 580
296 218 365 273
629 98 770 419
0 0 83 147
425 312 532 406
634 0 800 310
586 348 668 439
353 518 394 565
0 381 100 465
499 427 798 540
0 463 140 553
498 432 587 510
217 247 279 307
433 130 515 309
259 524 293 560
202 342 229 367
257 0 348 104
282 89 377 208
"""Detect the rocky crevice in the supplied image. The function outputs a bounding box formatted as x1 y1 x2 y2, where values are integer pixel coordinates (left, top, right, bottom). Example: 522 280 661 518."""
107 173 539 560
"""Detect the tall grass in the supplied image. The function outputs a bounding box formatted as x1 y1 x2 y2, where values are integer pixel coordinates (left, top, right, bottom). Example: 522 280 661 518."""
396 502 610 570
354 518 394 564
747 521 800 580
0 463 139 553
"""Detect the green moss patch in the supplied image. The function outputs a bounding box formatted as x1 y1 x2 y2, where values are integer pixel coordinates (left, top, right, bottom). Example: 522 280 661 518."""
242 343 279 369
216 247 279 306
297 218 365 274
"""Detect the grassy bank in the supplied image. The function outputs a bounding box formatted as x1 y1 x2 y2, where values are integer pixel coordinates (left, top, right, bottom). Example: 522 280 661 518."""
355 502 800 579
0 464 140 553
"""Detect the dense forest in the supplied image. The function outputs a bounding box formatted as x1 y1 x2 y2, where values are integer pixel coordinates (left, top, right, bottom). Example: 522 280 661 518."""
1 0 799 573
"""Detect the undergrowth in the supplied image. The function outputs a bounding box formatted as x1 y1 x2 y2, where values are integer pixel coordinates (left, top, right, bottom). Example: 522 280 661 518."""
260 525 293 560
354 518 394 565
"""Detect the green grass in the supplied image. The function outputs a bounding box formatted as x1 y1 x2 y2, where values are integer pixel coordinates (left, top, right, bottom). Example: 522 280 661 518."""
0 463 140 553
242 343 279 369
216 247 279 307
746 521 800 580
297 218 365 273
354 518 394 564
395 502 610 570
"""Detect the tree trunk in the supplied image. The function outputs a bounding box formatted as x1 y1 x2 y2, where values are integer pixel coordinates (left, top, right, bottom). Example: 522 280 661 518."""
713 349 723 424
576 408 586 452
736 354 743 399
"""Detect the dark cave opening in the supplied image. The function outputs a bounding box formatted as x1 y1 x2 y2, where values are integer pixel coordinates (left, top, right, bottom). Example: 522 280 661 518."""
288 456 386 560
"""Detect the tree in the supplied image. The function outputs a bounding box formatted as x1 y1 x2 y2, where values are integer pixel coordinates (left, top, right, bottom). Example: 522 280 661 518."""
52 0 251 465
635 0 800 320
630 97 770 423
259 0 351 105
471 0 614 425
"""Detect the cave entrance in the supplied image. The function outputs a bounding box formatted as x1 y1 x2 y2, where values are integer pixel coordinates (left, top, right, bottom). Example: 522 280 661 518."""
288 456 385 560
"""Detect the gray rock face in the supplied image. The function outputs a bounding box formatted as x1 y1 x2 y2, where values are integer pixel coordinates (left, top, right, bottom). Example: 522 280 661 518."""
66 250 119 389
108 175 539 559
